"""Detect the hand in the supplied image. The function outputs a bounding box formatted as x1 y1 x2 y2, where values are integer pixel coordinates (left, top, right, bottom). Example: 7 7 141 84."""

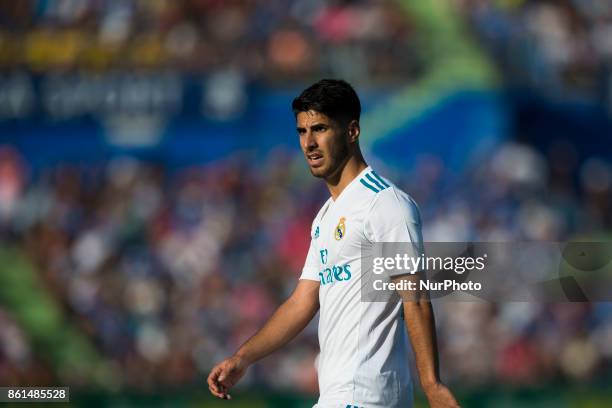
423 382 461 408
207 355 249 400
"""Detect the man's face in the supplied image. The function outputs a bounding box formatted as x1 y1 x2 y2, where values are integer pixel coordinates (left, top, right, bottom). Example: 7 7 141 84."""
296 110 352 179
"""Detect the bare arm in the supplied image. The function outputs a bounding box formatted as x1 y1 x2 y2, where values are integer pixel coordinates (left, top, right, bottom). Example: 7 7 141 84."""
393 274 460 408
207 279 320 399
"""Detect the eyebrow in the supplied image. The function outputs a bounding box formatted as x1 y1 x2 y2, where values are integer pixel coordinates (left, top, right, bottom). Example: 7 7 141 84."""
296 122 328 131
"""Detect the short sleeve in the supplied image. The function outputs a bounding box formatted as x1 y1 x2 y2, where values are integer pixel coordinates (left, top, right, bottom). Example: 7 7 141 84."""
364 189 424 276
299 233 320 282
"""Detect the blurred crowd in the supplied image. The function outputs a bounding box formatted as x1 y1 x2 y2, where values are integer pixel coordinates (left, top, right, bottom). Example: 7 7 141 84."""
0 139 611 391
0 0 421 83
3 0 610 93
458 0 612 97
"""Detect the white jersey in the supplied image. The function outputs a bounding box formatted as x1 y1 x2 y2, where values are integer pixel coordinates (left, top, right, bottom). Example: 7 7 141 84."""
300 166 423 408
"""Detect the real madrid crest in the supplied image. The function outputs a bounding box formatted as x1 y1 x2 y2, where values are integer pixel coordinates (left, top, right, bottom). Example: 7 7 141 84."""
335 217 346 241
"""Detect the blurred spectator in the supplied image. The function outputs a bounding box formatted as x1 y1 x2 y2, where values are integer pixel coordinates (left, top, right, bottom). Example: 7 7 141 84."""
458 0 612 97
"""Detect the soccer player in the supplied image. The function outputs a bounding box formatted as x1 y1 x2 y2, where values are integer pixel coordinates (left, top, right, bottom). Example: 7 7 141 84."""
207 79 460 408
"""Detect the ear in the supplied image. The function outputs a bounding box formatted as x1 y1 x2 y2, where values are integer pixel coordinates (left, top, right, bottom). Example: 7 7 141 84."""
347 120 360 143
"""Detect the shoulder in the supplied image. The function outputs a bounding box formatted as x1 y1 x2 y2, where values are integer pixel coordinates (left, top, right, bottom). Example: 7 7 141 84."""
353 169 420 223
367 181 421 226
354 169 392 198
360 171 422 242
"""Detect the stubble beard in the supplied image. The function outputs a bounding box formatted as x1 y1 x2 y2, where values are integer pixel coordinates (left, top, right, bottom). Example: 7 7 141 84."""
312 140 350 182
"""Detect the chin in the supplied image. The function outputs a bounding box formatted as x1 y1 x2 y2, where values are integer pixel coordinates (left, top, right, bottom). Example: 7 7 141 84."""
309 167 327 178
310 163 337 180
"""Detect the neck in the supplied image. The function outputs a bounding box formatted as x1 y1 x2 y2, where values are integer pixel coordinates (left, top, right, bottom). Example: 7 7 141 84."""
326 154 368 200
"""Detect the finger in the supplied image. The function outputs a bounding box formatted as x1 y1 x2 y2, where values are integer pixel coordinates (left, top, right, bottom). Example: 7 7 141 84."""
218 379 233 396
209 379 220 395
208 384 226 399
208 367 227 395
209 379 221 394
207 366 223 387
218 365 233 382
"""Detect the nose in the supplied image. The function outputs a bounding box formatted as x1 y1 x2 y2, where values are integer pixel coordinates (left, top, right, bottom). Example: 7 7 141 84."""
303 131 317 151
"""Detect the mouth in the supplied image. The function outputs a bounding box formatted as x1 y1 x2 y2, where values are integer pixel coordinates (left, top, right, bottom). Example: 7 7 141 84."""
306 152 324 168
